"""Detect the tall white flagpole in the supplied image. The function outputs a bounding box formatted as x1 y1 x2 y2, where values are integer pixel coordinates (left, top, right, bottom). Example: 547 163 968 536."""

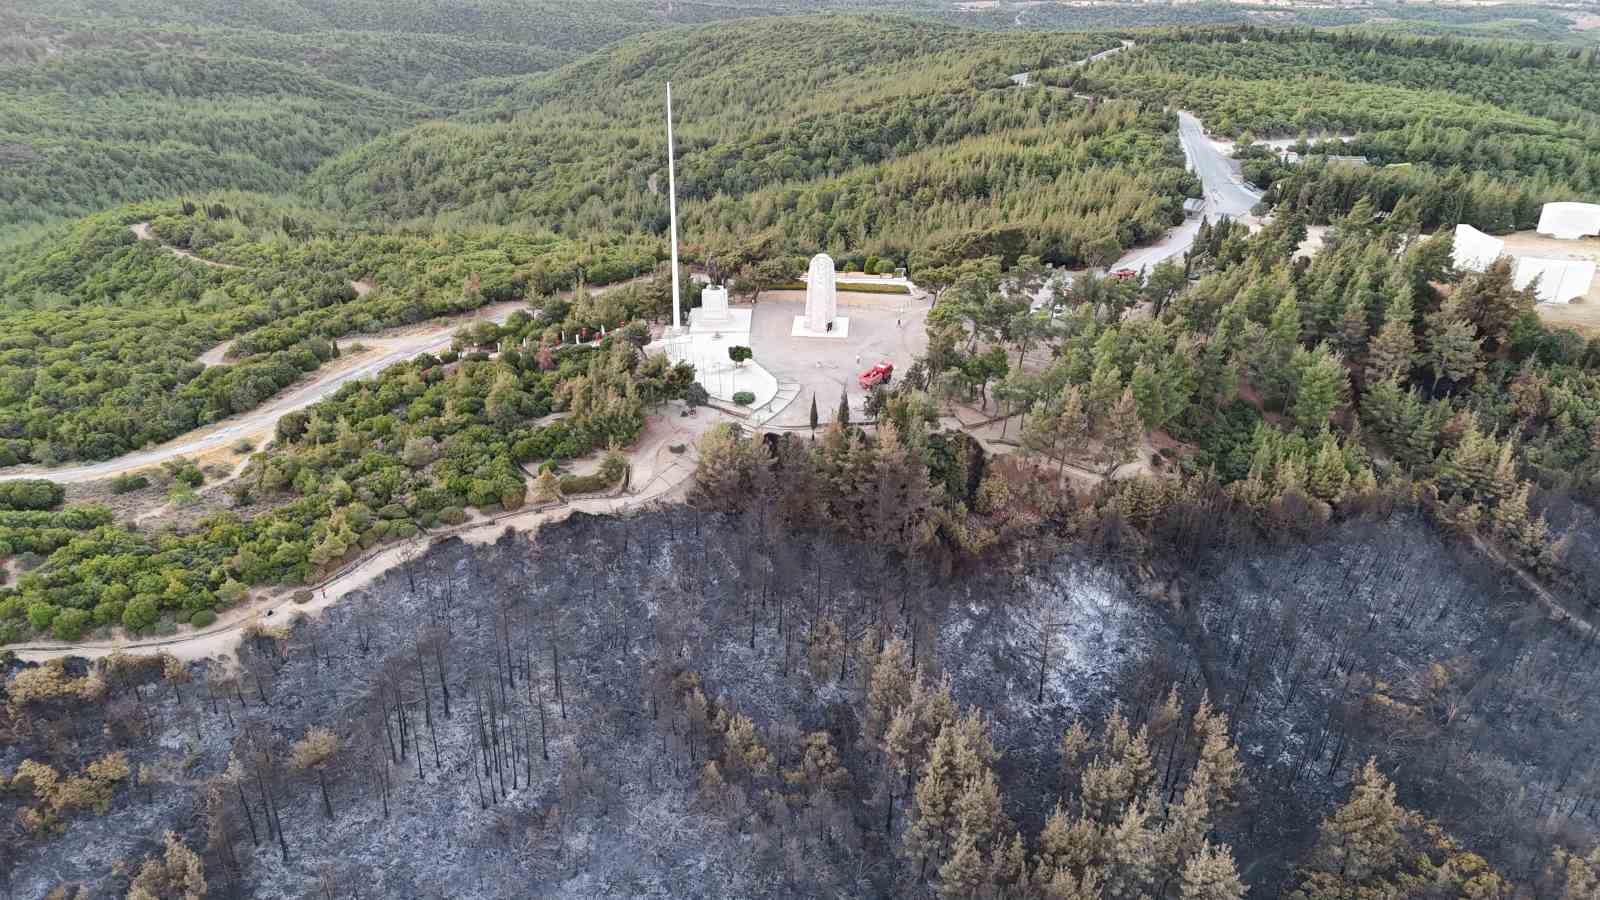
666 82 682 332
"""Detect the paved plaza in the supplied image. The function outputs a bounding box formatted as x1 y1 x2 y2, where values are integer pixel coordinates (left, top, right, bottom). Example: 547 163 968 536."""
745 289 930 427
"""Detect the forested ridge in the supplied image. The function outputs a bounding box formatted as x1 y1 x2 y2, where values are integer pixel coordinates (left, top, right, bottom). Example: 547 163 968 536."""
1 0 883 239
306 17 1186 270
1071 28 1600 230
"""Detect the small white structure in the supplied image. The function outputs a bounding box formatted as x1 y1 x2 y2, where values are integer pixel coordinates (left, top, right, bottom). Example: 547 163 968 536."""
699 285 728 319
1538 202 1600 241
792 252 850 339
688 283 752 334
1451 223 1507 272
1513 256 1596 305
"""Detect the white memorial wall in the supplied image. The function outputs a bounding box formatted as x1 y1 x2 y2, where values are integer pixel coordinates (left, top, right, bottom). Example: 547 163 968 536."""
1513 256 1596 305
1537 202 1600 241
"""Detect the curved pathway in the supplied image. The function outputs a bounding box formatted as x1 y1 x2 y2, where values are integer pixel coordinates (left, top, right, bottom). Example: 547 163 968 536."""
9 407 723 663
0 264 648 484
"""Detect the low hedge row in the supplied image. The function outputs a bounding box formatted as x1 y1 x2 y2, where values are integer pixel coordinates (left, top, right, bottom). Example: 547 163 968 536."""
770 281 909 295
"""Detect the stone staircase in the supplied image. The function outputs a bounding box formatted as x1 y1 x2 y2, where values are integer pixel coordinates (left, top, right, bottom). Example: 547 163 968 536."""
749 380 802 429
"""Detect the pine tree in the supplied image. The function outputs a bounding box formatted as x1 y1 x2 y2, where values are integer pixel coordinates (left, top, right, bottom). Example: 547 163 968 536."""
907 724 963 876
1190 696 1243 811
533 469 562 505
865 638 913 740
955 769 1005 851
938 829 991 899
1102 800 1158 898
837 387 851 427
992 830 1031 894
1305 758 1405 883
1337 290 1369 357
1261 292 1302 407
1453 256 1531 346
810 394 819 432
1425 307 1484 390
1307 434 1351 506
1042 866 1105 900
1101 387 1143 475
1180 841 1246 900
1291 343 1348 432
1365 286 1416 384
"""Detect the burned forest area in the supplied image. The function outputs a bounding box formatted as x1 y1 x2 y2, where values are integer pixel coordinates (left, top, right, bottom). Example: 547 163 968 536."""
5 503 1600 899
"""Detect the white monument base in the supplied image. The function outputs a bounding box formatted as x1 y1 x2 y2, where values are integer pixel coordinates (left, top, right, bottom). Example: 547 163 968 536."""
650 332 778 409
790 316 850 339
689 307 752 334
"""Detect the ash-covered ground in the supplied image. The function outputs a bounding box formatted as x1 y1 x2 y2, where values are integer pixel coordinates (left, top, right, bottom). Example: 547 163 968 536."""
5 507 1164 899
6 504 1599 898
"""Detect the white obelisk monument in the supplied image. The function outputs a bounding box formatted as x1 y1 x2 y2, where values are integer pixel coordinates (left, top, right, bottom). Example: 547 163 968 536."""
792 252 849 337
666 82 682 333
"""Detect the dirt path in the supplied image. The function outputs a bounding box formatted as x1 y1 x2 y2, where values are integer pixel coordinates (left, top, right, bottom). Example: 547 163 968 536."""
0 276 651 485
9 407 724 664
130 222 242 271
131 224 379 368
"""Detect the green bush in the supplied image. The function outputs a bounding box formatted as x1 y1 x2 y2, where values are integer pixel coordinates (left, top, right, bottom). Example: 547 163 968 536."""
51 609 91 641
189 610 218 628
837 281 909 294
0 480 65 511
558 462 626 496
110 473 151 494
163 458 205 488
685 383 709 408
733 391 756 406
122 598 159 632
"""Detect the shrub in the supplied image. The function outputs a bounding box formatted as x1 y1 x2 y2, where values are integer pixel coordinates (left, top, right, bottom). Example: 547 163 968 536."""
622 321 651 348
27 601 58 630
837 281 909 294
558 460 626 496
728 345 753 365
232 438 256 453
733 391 756 406
439 506 467 525
51 609 91 641
110 473 150 494
189 610 217 628
122 598 159 632
162 458 204 488
685 383 709 408
0 480 64 511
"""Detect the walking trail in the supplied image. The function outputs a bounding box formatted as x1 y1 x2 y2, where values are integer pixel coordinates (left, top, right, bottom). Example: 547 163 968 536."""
0 234 648 485
9 407 724 664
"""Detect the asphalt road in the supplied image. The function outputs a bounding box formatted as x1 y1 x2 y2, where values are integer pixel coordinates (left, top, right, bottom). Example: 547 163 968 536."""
1031 110 1264 307
1114 111 1261 275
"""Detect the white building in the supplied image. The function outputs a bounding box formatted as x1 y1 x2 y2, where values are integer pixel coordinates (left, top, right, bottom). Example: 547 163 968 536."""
1537 202 1600 241
1451 224 1507 273
1513 256 1596 305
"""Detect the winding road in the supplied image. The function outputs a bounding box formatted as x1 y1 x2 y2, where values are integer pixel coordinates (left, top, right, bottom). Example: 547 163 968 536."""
1029 109 1264 309
1112 111 1262 275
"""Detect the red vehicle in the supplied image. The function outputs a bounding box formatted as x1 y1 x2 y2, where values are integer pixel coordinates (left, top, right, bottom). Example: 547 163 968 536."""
1110 268 1139 281
858 362 894 389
